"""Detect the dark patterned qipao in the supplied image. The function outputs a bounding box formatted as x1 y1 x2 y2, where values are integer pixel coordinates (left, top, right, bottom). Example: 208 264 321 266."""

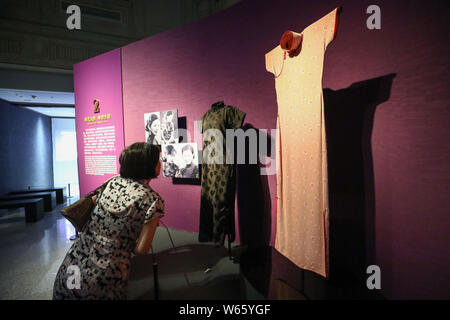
53 176 164 300
199 101 246 246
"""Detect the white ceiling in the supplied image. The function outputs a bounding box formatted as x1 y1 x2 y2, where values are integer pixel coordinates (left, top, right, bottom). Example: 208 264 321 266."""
0 88 75 117
23 106 75 118
0 88 74 105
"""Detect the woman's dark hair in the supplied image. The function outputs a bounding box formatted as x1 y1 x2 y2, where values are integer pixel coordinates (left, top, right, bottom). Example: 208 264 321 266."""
165 144 176 155
119 142 160 180
145 114 159 132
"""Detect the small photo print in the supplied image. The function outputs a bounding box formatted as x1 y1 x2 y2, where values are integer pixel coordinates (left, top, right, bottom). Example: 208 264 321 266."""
161 143 199 179
160 109 178 144
144 109 178 145
144 111 162 145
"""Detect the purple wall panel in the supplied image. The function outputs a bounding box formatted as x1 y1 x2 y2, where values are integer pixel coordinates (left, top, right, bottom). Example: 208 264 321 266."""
118 0 449 299
74 49 125 197
121 6 278 244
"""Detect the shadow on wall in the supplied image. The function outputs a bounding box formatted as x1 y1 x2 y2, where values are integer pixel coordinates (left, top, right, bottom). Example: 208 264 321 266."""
245 74 396 300
236 123 273 297
324 73 396 295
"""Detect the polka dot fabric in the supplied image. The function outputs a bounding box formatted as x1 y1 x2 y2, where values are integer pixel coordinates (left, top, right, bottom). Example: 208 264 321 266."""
265 8 340 278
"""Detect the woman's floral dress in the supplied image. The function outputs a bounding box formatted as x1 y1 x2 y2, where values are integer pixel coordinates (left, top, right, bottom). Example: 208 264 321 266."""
53 176 164 300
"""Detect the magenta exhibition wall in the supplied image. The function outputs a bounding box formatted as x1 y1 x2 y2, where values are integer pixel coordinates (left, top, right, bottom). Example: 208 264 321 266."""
121 6 279 244
74 49 125 197
75 0 449 299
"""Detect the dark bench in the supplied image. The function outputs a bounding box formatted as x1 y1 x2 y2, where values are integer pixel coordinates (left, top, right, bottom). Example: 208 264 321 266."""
0 192 56 212
0 198 45 222
9 187 66 204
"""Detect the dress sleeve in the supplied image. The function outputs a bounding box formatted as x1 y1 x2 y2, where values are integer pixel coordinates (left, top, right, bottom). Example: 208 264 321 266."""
143 196 165 224
227 106 246 129
323 7 340 48
265 46 283 76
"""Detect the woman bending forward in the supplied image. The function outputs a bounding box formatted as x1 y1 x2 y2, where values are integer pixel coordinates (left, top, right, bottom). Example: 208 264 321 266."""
53 142 164 300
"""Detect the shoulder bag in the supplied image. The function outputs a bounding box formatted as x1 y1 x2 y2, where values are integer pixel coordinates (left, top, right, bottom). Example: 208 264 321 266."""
60 176 116 232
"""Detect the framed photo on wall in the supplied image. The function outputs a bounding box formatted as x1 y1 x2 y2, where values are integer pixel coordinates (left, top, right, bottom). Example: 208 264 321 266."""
161 142 199 179
160 109 178 144
144 109 178 145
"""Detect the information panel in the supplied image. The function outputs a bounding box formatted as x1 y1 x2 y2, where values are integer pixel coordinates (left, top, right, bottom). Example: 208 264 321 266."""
74 49 125 197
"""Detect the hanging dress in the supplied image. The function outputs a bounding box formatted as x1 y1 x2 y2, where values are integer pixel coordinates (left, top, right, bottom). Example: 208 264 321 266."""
265 8 340 278
199 101 246 247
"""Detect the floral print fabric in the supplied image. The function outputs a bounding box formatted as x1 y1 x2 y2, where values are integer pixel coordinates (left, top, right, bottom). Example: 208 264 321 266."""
53 176 164 299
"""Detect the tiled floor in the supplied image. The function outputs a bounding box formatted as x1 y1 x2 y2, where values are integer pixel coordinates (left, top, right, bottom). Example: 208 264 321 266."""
0 197 384 300
0 199 78 299
0 197 262 300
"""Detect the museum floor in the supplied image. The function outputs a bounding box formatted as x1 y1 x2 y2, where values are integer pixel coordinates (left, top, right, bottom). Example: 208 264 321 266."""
0 197 265 300
0 196 385 300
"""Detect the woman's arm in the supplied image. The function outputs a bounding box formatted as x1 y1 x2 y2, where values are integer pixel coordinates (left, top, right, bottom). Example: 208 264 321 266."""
134 217 160 255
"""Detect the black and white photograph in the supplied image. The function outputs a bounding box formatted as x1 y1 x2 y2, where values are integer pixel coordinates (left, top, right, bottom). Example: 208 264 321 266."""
162 143 199 179
160 109 178 144
144 111 162 145
144 109 178 145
